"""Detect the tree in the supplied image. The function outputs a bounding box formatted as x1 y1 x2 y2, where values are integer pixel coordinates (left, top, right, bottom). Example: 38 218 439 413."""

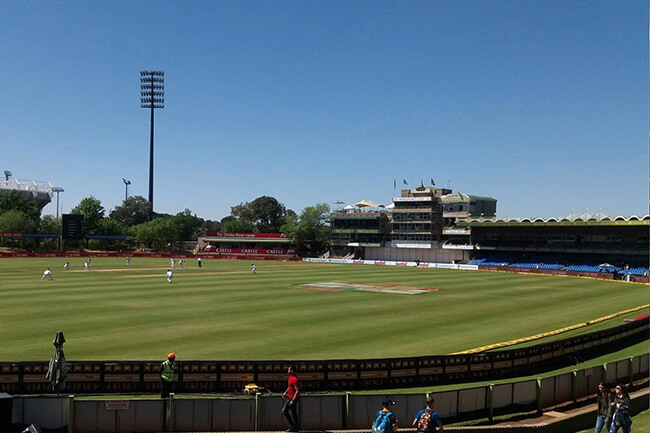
281 203 330 256
129 216 180 251
0 210 38 233
109 196 152 227
200 219 222 235
0 191 41 224
96 218 125 236
174 209 203 240
71 196 105 236
222 218 257 233
39 215 61 235
231 196 291 233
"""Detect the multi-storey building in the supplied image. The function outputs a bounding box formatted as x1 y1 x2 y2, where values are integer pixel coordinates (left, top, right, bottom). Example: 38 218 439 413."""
330 187 496 262
441 193 498 256
330 209 390 257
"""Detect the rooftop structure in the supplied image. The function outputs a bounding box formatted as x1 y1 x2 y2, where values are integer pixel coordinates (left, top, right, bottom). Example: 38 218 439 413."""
0 178 54 209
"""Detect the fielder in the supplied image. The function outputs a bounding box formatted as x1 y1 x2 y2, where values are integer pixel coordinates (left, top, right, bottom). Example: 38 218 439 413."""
42 268 53 280
166 269 173 284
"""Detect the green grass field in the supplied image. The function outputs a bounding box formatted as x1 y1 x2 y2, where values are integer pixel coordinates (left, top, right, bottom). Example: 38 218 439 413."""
0 257 646 361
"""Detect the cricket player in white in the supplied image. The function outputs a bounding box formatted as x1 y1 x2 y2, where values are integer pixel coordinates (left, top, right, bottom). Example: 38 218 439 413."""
42 268 53 280
251 263 256 275
170 257 175 268
166 269 173 284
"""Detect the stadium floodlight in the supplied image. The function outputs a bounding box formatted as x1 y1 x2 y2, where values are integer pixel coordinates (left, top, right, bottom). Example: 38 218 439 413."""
4 170 12 181
122 178 132 202
52 187 64 219
140 70 164 218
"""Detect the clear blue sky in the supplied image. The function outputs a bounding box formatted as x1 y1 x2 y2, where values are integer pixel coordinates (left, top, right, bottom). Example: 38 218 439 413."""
2 1 647 221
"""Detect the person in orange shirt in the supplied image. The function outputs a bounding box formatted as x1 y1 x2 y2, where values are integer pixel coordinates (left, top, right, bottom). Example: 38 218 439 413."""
282 364 300 432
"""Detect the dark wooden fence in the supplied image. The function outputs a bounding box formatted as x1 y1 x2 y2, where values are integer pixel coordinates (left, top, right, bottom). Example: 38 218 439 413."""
1 318 647 395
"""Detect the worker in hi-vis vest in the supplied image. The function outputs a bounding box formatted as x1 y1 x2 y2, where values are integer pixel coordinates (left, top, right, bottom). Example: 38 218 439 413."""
160 353 176 398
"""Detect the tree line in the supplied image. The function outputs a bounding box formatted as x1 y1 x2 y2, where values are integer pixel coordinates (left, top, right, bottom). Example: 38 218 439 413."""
0 191 330 254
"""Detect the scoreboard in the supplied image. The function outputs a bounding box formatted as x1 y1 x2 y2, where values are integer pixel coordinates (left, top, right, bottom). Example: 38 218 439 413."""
62 214 84 239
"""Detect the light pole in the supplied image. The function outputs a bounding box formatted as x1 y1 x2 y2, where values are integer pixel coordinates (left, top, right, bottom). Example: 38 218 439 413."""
52 187 64 219
122 178 131 202
140 70 164 218
4 170 12 181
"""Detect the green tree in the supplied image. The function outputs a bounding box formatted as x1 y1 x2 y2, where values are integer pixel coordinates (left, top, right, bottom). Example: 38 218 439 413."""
71 196 105 236
0 210 38 233
0 191 41 224
222 218 257 233
200 219 222 235
109 196 152 227
88 218 126 251
39 215 61 235
96 218 125 236
231 196 291 233
174 209 203 240
281 203 330 256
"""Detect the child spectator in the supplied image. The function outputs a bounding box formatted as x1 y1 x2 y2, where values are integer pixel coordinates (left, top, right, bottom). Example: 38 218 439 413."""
413 395 443 433
372 397 398 433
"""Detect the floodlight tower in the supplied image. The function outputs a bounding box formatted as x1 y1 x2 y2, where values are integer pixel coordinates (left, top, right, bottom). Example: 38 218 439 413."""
122 178 131 202
140 70 164 218
4 170 12 181
52 187 64 219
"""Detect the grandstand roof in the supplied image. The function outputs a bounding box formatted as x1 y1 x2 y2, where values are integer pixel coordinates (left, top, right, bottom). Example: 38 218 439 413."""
441 193 497 203
456 213 650 227
0 178 54 209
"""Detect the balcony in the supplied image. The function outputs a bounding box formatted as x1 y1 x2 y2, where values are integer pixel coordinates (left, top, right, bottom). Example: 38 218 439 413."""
442 242 475 250
332 228 382 234
443 228 471 235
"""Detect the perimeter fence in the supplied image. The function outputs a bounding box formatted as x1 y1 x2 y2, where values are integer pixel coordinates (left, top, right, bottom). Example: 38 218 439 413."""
1 317 647 395
6 353 649 432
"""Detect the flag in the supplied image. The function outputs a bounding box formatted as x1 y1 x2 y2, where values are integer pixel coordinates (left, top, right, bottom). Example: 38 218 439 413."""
431 178 435 186
403 179 408 185
393 179 396 189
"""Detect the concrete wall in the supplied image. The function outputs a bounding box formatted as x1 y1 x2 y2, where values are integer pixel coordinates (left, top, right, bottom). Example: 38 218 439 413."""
365 246 464 263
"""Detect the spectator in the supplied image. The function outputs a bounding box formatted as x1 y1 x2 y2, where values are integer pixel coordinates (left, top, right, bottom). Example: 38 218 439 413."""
372 397 397 433
282 364 300 432
594 382 613 433
413 395 443 432
609 383 632 433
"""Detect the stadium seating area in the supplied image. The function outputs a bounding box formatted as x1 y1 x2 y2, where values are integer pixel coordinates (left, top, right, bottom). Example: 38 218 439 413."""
469 256 511 266
469 256 649 277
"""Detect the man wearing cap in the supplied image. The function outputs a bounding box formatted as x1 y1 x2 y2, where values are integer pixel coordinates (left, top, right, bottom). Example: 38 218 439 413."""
373 397 398 433
160 353 177 398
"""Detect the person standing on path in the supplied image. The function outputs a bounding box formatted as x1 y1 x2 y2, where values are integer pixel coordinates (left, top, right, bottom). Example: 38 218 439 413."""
160 353 176 398
282 364 300 432
594 382 613 433
413 395 443 432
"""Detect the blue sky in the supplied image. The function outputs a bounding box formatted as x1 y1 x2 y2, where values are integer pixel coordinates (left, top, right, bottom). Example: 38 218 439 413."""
2 1 647 221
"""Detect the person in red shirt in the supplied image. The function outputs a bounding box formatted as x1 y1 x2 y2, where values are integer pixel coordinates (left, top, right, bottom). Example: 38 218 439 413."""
282 364 300 432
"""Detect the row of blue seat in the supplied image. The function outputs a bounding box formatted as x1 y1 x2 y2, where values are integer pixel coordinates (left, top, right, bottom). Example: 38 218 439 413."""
469 258 648 276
